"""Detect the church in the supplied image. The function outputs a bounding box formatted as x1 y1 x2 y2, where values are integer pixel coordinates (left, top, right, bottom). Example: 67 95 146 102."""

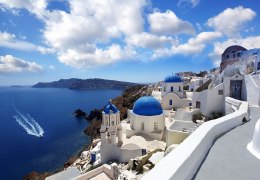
100 97 166 164
160 75 191 110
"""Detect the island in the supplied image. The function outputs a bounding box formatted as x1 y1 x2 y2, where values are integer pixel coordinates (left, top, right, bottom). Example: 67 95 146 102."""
32 78 142 90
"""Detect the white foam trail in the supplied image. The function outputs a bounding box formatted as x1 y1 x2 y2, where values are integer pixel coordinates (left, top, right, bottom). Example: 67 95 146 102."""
13 105 44 137
27 113 44 135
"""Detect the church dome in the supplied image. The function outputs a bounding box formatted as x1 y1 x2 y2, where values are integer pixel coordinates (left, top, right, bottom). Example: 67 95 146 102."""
133 96 163 116
104 101 118 114
164 75 183 83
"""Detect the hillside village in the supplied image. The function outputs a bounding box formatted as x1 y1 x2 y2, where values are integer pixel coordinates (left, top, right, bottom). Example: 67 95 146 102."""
46 45 260 180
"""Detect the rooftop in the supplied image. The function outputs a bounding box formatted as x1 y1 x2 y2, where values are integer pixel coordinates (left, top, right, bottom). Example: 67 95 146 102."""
193 106 260 180
133 96 163 116
169 120 198 132
103 101 118 114
164 75 183 83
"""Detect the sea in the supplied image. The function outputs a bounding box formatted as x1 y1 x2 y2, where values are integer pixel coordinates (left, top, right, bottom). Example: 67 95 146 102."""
0 87 122 180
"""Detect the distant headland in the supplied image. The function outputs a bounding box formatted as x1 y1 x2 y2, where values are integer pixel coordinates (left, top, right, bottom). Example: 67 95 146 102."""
32 78 142 90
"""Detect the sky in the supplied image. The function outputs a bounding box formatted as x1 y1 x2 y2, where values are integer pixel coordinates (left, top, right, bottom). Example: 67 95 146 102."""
0 0 260 85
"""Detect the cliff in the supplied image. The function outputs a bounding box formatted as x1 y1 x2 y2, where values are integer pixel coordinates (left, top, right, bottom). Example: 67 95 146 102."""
32 78 141 90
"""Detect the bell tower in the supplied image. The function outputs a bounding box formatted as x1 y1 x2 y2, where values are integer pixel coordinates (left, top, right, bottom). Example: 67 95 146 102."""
100 100 122 146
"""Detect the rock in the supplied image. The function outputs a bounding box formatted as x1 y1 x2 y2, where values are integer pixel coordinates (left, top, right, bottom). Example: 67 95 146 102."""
73 109 86 118
23 171 52 180
64 156 78 168
84 119 102 139
85 109 102 121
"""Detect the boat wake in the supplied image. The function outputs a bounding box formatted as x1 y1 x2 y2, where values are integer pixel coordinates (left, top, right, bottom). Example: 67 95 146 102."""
13 105 44 138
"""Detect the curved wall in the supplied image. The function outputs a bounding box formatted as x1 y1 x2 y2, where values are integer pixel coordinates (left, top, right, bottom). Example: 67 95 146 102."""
142 97 249 180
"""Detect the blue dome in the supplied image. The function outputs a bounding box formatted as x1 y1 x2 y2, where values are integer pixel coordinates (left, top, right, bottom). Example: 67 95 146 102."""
133 96 163 116
104 101 118 114
164 75 182 83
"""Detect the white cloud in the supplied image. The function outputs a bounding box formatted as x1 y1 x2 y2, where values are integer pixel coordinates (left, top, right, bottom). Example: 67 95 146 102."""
57 44 135 68
153 31 222 58
0 0 47 18
0 55 44 73
210 36 260 66
207 6 256 38
2 0 257 70
0 31 54 54
148 10 195 36
178 0 200 8
126 32 178 50
40 0 148 68
174 31 222 54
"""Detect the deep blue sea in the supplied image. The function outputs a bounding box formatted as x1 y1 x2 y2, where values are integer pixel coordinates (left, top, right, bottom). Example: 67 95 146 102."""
0 87 121 180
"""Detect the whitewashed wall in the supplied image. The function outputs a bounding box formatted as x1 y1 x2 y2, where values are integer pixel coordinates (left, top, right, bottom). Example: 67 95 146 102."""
100 143 143 163
192 83 224 117
142 97 249 180
161 82 183 98
161 93 191 110
129 111 164 132
244 75 260 106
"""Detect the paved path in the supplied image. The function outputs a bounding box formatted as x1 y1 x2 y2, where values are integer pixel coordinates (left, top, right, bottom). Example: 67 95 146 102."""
194 106 260 180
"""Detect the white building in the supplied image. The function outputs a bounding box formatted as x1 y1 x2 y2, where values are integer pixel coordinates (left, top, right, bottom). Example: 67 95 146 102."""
126 96 165 140
100 101 144 163
100 100 122 146
160 75 191 110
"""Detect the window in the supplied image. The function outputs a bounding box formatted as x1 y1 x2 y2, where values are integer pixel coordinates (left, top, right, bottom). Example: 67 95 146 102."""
257 62 260 70
218 90 223 95
169 100 173 106
141 122 144 131
179 86 181 91
105 117 108 125
196 101 201 108
237 52 240 57
189 103 192 106
171 86 173 92
164 86 166 92
154 122 158 130
226 54 229 59
233 53 235 58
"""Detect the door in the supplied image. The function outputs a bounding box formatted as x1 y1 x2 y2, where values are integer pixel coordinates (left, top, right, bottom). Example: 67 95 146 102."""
141 122 144 131
230 80 242 100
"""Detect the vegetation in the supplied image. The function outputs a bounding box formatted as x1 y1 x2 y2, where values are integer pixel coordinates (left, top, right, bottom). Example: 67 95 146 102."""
192 112 205 123
183 85 189 91
211 112 223 120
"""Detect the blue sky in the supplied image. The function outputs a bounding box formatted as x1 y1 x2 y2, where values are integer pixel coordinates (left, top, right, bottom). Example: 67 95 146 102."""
0 0 260 85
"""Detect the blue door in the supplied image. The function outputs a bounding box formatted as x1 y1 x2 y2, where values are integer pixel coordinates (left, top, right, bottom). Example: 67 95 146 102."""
257 62 260 70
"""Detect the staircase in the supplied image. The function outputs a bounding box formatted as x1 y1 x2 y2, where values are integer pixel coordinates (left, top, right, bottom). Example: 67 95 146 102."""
195 79 212 92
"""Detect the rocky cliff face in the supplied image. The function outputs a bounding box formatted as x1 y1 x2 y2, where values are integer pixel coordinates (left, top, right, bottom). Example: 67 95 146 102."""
23 171 53 180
